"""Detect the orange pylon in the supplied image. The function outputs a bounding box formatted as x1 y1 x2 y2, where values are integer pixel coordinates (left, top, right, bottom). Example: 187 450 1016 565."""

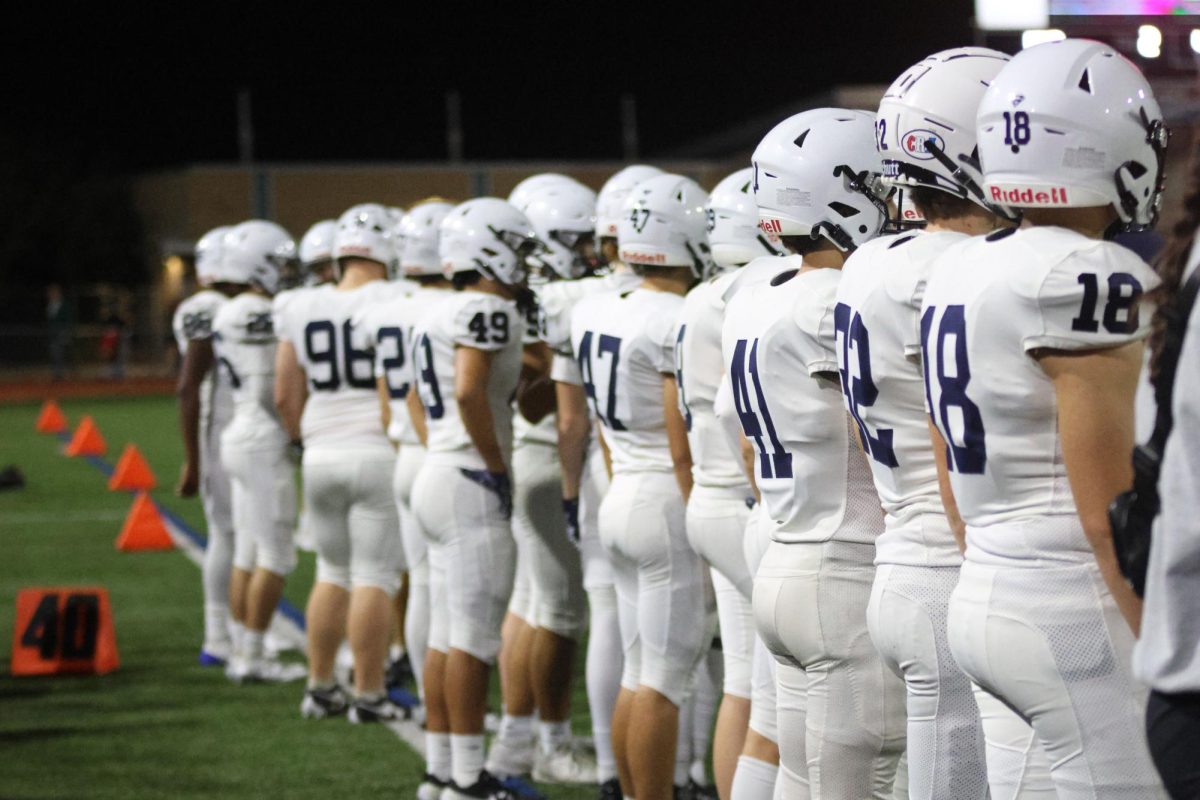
114 492 174 552
64 416 106 457
108 444 157 492
35 400 67 434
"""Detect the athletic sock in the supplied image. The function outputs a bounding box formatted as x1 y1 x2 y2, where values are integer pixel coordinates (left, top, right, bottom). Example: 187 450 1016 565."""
730 755 777 800
389 643 405 662
537 720 571 755
203 603 231 650
244 630 265 662
229 621 246 656
498 713 535 743
426 731 452 783
307 677 337 691
451 733 486 788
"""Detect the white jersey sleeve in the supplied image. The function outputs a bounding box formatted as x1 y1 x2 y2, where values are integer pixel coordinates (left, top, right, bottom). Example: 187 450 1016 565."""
413 292 523 469
172 289 234 428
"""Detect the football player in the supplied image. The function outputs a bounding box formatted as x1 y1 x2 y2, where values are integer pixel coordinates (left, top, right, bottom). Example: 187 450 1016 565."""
409 198 542 800
726 109 906 797
922 39 1167 797
674 167 782 798
545 164 661 799
275 204 403 722
571 173 714 800
173 225 239 667
298 219 337 287
212 220 306 683
835 48 1058 800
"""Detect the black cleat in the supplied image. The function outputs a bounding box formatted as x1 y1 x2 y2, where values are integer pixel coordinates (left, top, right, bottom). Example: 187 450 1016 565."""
597 778 623 799
442 770 519 799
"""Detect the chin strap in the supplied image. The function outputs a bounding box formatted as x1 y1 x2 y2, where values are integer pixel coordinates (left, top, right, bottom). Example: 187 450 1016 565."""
922 139 1020 224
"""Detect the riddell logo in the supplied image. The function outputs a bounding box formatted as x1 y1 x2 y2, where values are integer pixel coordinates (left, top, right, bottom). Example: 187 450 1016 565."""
989 186 1070 205
341 245 372 256
759 219 783 235
621 250 667 265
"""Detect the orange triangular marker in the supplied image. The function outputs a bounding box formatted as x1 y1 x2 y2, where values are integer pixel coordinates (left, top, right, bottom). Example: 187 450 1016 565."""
64 415 106 457
35 399 67 434
114 492 174 552
108 444 157 492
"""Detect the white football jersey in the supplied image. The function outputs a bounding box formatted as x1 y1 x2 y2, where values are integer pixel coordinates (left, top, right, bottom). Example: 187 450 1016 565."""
921 226 1158 561
211 293 287 448
721 258 883 545
411 290 523 470
514 287 557 448
675 270 752 490
355 284 441 446
569 285 683 474
835 230 967 567
545 270 642 387
274 281 394 452
172 289 234 428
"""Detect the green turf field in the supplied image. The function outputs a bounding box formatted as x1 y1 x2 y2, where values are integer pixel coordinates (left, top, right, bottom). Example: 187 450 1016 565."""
0 396 595 799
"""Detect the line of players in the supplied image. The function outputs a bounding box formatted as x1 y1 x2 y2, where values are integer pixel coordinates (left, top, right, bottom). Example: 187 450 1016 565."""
173 37 1174 800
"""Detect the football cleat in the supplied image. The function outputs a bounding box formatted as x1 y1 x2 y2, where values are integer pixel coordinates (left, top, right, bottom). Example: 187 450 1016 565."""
483 734 536 778
386 652 415 690
597 778 622 800
531 739 598 785
440 771 519 799
198 647 229 668
226 656 307 684
300 684 349 719
416 772 447 800
348 694 412 724
688 779 718 799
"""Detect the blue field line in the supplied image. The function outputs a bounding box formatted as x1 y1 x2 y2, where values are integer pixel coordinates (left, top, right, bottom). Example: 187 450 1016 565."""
58 433 307 630
55 432 547 800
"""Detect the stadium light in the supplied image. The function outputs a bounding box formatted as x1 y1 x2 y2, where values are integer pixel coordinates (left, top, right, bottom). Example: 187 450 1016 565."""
1022 28 1066 49
1191 28 1200 54
1137 24 1162 59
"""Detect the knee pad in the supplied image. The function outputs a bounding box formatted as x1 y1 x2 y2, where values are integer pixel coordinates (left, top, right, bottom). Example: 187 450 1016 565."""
257 537 297 578
449 616 504 664
232 528 256 574
349 557 401 596
316 557 351 590
713 570 754 699
640 647 701 708
750 636 778 743
507 555 537 623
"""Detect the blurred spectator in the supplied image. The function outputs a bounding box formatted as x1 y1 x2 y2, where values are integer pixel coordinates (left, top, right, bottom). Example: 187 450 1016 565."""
1133 134 1200 799
45 283 71 380
99 307 129 379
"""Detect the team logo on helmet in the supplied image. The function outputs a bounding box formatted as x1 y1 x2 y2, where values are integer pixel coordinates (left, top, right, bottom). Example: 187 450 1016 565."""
901 129 945 161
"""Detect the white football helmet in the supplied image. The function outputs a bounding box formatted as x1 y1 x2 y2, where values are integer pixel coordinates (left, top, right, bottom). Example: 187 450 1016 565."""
439 198 544 286
396 201 454 277
523 182 598 280
194 225 233 286
508 173 580 212
878 47 1012 214
299 220 336 266
333 203 397 274
595 164 664 240
221 220 296 296
617 174 714 277
977 38 1168 232
707 168 782 268
752 108 889 252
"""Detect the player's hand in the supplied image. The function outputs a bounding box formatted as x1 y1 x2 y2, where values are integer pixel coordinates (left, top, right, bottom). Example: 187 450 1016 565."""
562 497 581 547
176 462 199 498
286 439 304 466
460 468 513 520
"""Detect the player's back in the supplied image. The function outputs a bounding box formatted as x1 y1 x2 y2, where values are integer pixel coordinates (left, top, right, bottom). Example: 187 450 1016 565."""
570 286 684 474
723 260 880 544
921 225 1158 561
836 230 967 566
173 289 234 427
275 281 394 452
212 293 284 447
677 270 750 490
412 290 523 469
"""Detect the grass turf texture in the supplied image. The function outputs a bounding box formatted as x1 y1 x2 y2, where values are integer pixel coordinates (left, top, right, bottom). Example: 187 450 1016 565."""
0 397 597 799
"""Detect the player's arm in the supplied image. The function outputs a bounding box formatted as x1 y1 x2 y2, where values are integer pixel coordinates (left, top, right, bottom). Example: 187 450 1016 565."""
175 337 214 497
928 420 966 552
407 387 428 447
274 340 307 443
455 345 506 474
1038 342 1145 635
375 377 394 449
556 380 590 501
663 374 693 503
517 340 556 424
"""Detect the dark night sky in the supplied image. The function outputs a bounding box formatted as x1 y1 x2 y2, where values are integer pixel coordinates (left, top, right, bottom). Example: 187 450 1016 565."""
1 2 977 169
